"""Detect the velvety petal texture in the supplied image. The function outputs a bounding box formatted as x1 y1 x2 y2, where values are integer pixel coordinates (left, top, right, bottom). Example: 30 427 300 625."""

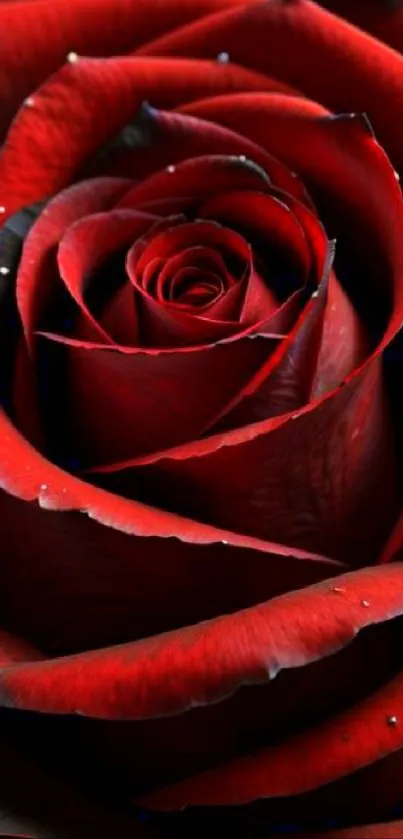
1 0 403 837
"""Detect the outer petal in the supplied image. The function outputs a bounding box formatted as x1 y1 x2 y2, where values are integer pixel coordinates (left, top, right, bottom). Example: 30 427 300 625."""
0 563 401 719
0 564 401 818
319 0 403 56
294 824 403 839
0 0 253 136
139 664 403 809
140 0 403 169
0 55 286 217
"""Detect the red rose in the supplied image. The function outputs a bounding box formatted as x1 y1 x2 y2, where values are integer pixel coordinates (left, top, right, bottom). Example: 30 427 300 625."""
2 1 403 837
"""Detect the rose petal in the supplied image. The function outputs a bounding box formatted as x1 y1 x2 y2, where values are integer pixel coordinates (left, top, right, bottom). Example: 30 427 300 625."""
16 177 131 353
180 99 398 337
118 154 272 212
141 0 403 168
319 0 403 57
90 105 310 205
38 325 280 463
0 0 255 137
57 209 160 346
198 190 312 324
0 54 288 217
294 823 403 839
128 218 253 345
115 350 395 564
96 115 402 563
0 563 401 720
139 660 403 809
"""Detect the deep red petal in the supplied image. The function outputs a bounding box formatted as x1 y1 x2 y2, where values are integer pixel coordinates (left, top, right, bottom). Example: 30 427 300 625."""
0 55 289 217
103 350 397 565
310 268 368 400
16 178 131 352
140 0 403 169
118 154 271 212
139 660 403 809
179 101 400 321
198 190 312 326
0 0 255 137
90 105 310 206
0 562 401 721
293 823 403 839
319 0 403 57
39 324 281 463
57 209 160 345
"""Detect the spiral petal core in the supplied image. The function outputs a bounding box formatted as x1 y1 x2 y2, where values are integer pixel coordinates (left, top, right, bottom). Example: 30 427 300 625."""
0 3 403 835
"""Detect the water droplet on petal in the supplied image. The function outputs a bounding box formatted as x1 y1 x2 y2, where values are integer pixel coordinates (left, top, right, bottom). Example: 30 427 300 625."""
361 599 370 607
394 170 400 182
67 52 79 64
40 483 48 490
0 207 5 214
332 586 345 594
238 155 247 163
0 267 10 276
24 97 35 107
216 51 230 64
166 165 176 173
311 290 319 298
387 715 399 727
222 539 228 545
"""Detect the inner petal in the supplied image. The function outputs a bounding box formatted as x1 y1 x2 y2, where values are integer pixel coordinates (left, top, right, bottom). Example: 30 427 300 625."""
128 220 250 296
170 268 225 307
156 246 233 306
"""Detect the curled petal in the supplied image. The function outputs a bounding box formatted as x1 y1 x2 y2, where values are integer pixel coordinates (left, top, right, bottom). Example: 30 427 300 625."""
142 0 403 168
0 55 287 217
0 562 401 719
16 178 131 352
38 328 279 463
0 0 260 137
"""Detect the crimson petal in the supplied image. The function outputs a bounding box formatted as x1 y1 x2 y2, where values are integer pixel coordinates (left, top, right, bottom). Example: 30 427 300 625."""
141 0 403 169
57 209 160 345
0 0 259 137
0 563 401 722
16 177 131 353
0 54 288 218
91 104 310 205
38 324 280 463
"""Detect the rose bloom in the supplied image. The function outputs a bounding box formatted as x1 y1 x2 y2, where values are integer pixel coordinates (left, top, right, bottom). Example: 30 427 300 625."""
3 0 403 837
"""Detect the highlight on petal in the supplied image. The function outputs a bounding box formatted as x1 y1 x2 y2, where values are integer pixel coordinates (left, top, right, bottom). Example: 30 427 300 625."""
0 54 288 218
139 664 403 810
0 563 402 720
0 0 254 137
141 0 403 169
